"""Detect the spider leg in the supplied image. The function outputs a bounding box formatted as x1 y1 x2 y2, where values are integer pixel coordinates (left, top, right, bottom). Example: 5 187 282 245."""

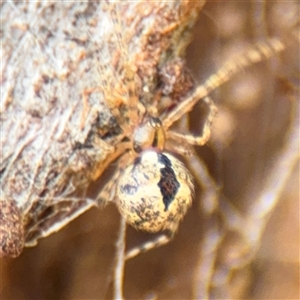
81 79 131 137
124 233 172 261
185 154 223 299
96 166 123 206
167 96 217 146
81 86 102 129
77 13 127 131
104 1 139 127
81 4 138 136
91 141 130 181
96 149 132 205
165 140 195 157
162 38 286 129
113 214 127 300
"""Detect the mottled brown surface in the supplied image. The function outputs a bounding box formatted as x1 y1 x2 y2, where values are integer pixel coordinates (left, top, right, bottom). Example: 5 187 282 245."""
0 200 24 257
1 0 299 299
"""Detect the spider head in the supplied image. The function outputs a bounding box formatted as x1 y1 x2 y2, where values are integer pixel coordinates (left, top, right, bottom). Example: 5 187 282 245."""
132 116 166 154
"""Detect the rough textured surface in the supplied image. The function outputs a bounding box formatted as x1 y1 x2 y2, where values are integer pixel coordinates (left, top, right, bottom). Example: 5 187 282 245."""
0 200 24 257
1 0 299 299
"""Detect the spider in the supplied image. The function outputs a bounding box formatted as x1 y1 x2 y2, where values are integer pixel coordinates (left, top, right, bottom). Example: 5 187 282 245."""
85 2 288 266
97 90 218 257
91 18 288 296
85 2 218 261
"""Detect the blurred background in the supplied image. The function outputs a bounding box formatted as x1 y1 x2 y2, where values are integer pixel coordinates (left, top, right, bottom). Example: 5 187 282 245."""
1 1 299 299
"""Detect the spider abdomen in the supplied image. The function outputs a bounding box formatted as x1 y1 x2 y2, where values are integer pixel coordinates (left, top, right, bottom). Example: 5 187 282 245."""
116 150 194 233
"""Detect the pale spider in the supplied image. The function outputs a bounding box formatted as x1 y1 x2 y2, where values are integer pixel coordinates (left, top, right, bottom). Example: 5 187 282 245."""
84 3 219 261
83 3 288 266
90 26 288 296
96 87 217 259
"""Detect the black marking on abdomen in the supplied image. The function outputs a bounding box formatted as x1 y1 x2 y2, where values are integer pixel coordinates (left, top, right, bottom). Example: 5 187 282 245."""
157 154 180 211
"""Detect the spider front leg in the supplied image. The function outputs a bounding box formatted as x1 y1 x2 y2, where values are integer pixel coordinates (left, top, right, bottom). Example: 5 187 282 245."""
81 86 130 134
91 141 131 182
81 87 102 129
167 97 218 146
